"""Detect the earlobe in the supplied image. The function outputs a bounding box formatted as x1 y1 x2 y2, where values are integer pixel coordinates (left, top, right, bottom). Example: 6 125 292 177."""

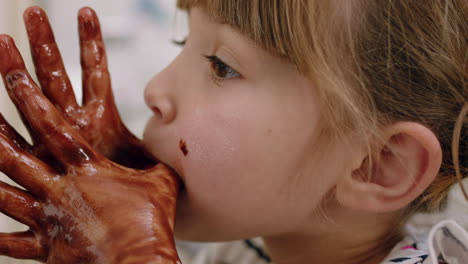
335 122 443 213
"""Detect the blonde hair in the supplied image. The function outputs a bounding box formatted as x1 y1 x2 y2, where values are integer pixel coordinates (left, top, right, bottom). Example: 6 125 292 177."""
177 0 467 213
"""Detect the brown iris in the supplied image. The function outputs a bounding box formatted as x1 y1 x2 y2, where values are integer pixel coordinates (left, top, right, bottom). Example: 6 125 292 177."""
204 55 240 79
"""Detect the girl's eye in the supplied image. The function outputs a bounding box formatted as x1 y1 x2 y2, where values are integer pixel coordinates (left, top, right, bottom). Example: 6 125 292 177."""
203 55 240 80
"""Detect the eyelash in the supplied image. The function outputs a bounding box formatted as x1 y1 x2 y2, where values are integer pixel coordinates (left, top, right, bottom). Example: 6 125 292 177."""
171 37 241 86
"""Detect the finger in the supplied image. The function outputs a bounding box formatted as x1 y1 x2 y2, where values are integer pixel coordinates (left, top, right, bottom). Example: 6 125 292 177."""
0 231 44 260
78 7 116 107
0 133 55 199
0 113 33 153
0 181 42 228
4 70 99 167
24 6 79 112
0 112 51 172
0 35 44 149
0 36 99 167
0 35 27 75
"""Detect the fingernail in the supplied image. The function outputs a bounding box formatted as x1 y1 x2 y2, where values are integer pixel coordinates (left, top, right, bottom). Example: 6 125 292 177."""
25 6 44 22
24 7 44 35
79 9 98 40
84 19 98 39
0 35 12 74
6 71 28 89
0 35 12 50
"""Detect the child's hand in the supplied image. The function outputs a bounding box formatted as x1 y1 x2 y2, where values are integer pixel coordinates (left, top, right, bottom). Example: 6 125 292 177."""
21 6 155 170
0 20 181 264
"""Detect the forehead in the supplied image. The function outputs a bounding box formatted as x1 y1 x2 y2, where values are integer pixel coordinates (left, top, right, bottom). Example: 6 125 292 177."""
176 0 317 76
177 0 253 28
177 0 291 52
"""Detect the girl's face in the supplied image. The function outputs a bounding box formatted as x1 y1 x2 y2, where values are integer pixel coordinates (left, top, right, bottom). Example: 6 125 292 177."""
143 7 349 241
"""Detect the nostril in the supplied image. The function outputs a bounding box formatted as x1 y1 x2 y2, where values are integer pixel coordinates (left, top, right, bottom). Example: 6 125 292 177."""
147 97 176 123
151 106 162 118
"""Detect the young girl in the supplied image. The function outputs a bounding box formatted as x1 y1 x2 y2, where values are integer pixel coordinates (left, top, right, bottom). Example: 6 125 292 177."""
0 0 466 263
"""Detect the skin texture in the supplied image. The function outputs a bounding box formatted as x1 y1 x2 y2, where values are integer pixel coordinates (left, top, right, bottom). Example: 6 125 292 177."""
0 7 181 264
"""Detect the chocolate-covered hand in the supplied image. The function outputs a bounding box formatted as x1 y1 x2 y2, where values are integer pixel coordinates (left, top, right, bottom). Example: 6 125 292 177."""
22 6 154 169
0 35 181 263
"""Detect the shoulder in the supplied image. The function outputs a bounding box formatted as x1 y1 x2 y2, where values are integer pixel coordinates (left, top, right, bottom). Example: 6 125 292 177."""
381 219 468 264
190 238 271 264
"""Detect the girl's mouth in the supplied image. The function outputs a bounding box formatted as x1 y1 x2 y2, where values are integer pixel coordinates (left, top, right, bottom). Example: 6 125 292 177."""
179 180 186 194
165 164 185 193
166 161 185 194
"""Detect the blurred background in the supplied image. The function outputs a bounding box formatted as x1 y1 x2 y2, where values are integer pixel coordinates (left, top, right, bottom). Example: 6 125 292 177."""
0 1 208 263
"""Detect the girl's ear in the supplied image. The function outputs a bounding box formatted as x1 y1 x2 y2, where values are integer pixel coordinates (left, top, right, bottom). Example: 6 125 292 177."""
335 122 442 213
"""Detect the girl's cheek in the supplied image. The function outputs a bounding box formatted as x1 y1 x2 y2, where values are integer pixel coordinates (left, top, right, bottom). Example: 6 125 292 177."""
179 112 297 205
179 112 244 179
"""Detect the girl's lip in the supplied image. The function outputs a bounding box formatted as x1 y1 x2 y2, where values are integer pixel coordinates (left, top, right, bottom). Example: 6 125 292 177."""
155 157 185 193
171 156 186 182
142 137 184 180
168 161 186 194
154 153 185 183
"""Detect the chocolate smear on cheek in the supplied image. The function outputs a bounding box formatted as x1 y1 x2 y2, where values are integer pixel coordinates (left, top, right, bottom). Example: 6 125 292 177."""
179 139 188 156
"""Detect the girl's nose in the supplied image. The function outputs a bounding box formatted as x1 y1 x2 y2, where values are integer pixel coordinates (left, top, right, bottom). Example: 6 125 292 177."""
144 75 177 124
